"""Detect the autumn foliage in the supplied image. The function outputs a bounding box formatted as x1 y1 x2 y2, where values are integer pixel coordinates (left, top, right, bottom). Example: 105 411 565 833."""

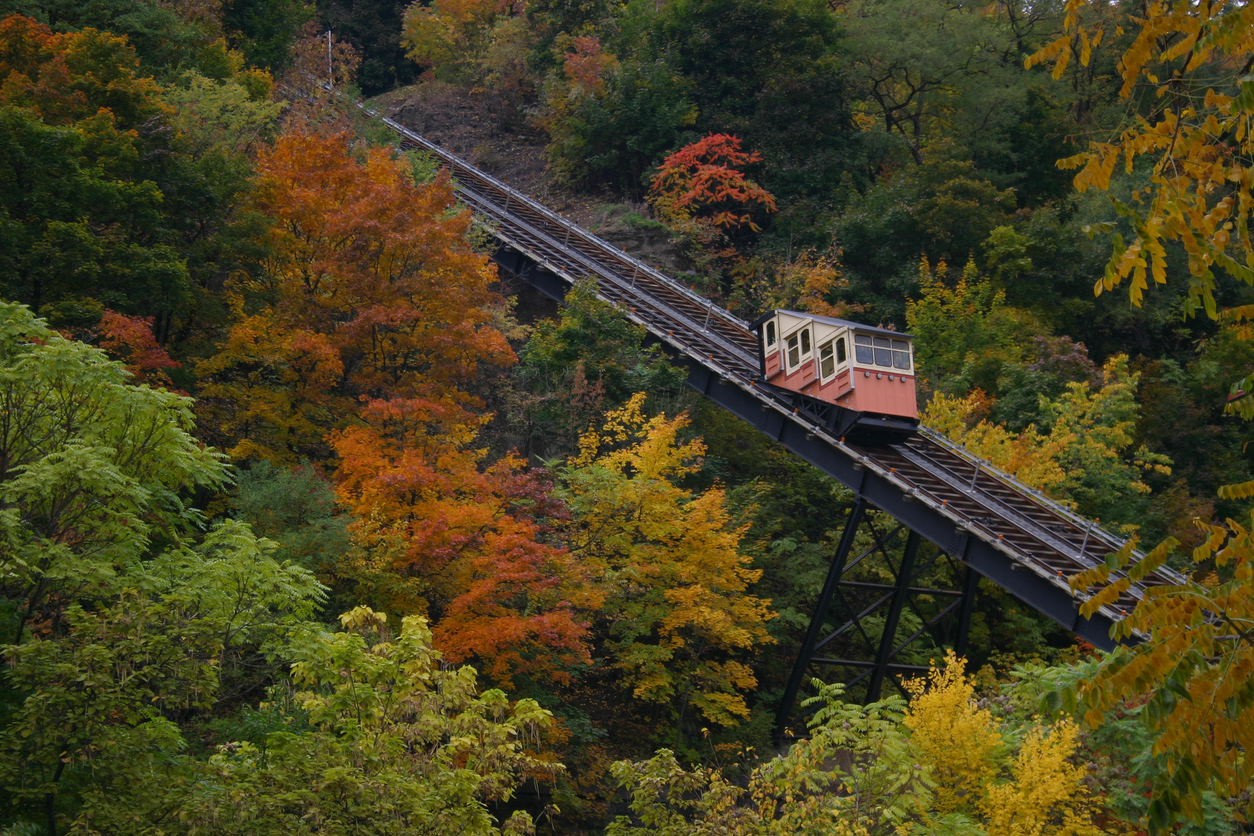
0 14 166 127
332 397 599 688
97 310 180 388
198 129 512 463
649 134 777 231
561 394 775 725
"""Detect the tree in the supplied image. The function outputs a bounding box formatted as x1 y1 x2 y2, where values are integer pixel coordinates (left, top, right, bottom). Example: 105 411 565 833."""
96 309 180 387
606 655 1109 836
560 394 775 727
647 134 777 302
319 0 419 95
649 134 777 232
0 302 322 835
0 302 227 643
0 0 221 74
0 16 192 321
1 521 324 835
905 257 1042 392
832 161 1018 324
1063 517 1254 832
221 0 312 73
176 606 558 836
513 280 689 460
1020 13 1254 830
923 356 1171 525
1026 0 1254 320
541 52 697 191
276 24 362 130
197 129 513 463
606 689 929 836
230 460 352 577
654 0 839 130
843 0 1024 165
331 397 599 688
401 0 526 86
901 653 1001 816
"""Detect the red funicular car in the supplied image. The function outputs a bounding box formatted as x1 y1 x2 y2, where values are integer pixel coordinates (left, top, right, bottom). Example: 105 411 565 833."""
751 310 919 439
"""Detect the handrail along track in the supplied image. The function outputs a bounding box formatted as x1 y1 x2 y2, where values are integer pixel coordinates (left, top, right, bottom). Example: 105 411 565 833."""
379 114 1186 643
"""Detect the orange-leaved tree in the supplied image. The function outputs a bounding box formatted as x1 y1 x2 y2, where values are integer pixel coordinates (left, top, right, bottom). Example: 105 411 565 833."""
647 133 777 309
332 396 600 688
197 129 513 463
0 14 166 129
559 394 775 728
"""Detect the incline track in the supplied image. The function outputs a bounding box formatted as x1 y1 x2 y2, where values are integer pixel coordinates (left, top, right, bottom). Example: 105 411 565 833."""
380 114 1186 640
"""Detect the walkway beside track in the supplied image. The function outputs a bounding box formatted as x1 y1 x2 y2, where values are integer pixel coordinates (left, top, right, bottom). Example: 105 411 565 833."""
380 115 1186 654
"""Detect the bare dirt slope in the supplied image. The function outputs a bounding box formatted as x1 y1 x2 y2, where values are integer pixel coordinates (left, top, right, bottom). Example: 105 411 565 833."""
378 82 685 275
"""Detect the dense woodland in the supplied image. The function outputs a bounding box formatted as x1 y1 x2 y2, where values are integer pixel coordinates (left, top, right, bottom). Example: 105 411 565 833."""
2 0 1254 833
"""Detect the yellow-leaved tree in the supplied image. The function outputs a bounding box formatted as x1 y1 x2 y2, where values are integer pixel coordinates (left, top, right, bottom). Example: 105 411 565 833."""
922 356 1170 522
904 652 1104 836
604 653 1108 836
1027 6 1254 831
1027 0 1254 321
902 654 1001 814
559 394 775 728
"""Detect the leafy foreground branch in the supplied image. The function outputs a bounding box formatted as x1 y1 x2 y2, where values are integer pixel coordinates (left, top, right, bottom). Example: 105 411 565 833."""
1064 515 1254 833
175 607 558 836
607 654 1114 836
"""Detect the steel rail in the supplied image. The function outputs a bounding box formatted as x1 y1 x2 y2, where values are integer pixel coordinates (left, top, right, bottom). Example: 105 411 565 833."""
368 109 1188 639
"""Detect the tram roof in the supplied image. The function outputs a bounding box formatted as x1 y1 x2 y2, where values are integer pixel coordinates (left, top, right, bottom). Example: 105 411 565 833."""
749 310 913 340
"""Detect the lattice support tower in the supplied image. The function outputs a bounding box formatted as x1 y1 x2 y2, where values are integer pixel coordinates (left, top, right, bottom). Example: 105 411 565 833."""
775 497 982 739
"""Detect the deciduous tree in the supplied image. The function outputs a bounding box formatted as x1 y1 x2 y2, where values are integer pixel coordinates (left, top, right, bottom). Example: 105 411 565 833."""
198 129 513 462
331 397 598 688
0 302 227 643
560 394 775 727
649 133 777 232
1027 0 1254 319
0 302 322 835
96 309 180 387
176 607 556 836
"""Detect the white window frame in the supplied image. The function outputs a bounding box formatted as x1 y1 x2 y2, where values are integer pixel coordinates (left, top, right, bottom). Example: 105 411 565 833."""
818 340 836 382
785 326 813 372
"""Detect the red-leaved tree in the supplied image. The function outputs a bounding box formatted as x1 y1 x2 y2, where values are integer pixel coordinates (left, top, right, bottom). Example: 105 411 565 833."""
649 134 777 231
332 397 600 687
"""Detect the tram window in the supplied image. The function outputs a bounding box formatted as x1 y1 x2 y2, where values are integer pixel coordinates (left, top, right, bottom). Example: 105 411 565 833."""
819 341 835 378
786 333 800 368
854 334 873 364
873 336 893 368
836 337 846 363
800 328 811 355
892 339 911 370
766 321 776 347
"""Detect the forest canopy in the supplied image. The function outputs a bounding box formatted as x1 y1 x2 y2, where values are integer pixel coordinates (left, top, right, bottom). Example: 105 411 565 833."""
2 0 1254 834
